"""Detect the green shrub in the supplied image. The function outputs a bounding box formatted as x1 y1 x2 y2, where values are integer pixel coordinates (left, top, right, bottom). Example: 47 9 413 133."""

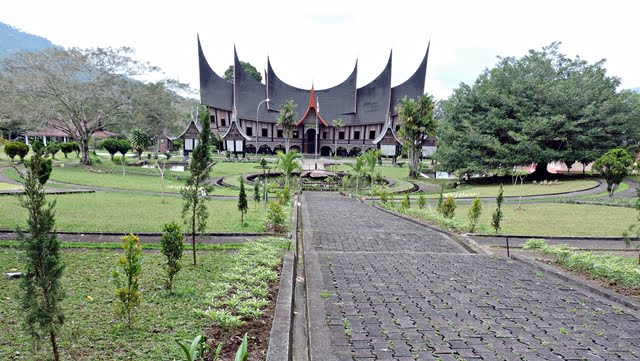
60 142 75 158
380 190 390 204
522 238 548 250
4 141 18 161
13 141 29 162
438 195 456 219
400 194 410 210
417 194 427 209
46 141 61 158
160 222 184 293
113 233 143 328
467 197 482 232
276 184 291 205
266 201 287 233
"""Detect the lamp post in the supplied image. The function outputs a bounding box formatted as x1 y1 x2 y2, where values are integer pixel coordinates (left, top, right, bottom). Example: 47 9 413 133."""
256 98 270 155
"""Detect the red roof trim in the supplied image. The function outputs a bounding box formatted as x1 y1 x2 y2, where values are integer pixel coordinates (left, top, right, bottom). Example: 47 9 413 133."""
295 86 329 127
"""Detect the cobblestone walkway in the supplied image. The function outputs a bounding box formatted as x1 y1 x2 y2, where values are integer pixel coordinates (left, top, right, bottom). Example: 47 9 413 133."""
302 193 640 361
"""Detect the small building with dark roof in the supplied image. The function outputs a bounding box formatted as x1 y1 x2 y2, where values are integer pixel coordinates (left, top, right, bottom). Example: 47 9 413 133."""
190 37 431 157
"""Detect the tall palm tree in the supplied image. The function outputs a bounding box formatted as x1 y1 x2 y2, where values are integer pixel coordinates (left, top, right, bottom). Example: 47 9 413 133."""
275 150 302 187
277 100 298 152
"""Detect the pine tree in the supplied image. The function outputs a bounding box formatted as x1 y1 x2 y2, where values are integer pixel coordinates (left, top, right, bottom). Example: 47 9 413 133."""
16 145 64 361
182 106 213 266
491 184 504 233
238 177 248 224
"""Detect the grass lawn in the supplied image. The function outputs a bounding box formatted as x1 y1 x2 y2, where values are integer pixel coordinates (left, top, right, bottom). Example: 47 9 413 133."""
0 182 21 190
0 244 280 360
451 202 636 237
0 192 274 233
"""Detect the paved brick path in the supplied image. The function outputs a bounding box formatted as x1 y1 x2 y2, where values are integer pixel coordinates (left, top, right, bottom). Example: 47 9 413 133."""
302 193 640 361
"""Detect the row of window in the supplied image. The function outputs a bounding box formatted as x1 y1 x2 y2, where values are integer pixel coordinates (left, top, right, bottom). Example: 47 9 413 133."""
212 115 377 140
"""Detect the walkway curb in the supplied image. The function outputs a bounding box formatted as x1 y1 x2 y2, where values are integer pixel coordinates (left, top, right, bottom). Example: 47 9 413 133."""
371 203 486 255
472 234 628 242
266 251 296 361
266 195 300 361
512 255 640 315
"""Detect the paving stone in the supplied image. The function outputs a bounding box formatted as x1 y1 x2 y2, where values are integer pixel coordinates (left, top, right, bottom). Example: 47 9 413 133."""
303 193 640 360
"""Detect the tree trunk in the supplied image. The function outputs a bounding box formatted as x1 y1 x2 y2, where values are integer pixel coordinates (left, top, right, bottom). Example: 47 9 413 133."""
530 162 551 179
80 138 91 165
191 202 197 266
50 331 60 361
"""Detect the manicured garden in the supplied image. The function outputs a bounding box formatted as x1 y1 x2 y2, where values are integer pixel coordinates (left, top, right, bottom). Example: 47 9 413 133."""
0 238 287 360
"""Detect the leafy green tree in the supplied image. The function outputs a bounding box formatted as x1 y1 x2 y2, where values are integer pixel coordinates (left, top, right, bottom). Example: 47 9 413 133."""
350 155 366 195
467 197 482 232
266 201 287 233
238 177 248 224
437 43 640 178
276 100 297 151
0 47 163 165
492 184 504 233
592 148 634 197
100 138 119 160
113 233 143 328
15 144 63 361
223 61 262 83
275 150 302 187
396 94 437 178
130 130 153 159
182 106 213 266
160 222 184 293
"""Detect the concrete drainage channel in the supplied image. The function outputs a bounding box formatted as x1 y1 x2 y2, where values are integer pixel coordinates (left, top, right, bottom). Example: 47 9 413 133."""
266 195 308 361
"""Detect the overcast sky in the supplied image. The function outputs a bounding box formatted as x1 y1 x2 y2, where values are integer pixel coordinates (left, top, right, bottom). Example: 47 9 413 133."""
2 0 639 100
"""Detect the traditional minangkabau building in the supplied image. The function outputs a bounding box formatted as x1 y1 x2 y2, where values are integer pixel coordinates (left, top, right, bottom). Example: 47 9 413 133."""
183 36 434 157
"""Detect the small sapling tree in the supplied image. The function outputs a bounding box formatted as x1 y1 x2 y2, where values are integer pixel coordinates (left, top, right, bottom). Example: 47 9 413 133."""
417 194 427 209
60 142 75 158
400 194 411 210
160 222 184 292
491 184 504 233
238 177 248 225
438 196 456 219
113 233 143 328
592 148 634 197
467 197 482 232
182 106 213 266
16 144 64 361
253 181 261 208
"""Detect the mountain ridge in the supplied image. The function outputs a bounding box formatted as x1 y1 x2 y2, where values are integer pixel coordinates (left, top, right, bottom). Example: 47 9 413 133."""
0 22 55 58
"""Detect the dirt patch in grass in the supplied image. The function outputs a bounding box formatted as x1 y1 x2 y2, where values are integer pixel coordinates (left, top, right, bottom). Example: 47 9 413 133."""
542 260 640 303
205 266 281 360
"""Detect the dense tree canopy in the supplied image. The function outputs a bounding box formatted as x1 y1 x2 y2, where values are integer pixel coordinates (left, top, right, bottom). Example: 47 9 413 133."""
436 42 640 177
396 94 437 178
224 61 262 83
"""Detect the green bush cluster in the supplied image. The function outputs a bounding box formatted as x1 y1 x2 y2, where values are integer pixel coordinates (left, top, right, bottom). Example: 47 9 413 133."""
266 201 287 233
438 195 456 219
4 141 29 161
113 233 143 328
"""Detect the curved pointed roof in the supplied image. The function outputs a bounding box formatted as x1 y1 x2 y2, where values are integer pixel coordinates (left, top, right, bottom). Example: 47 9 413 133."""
355 52 392 124
266 59 309 118
390 42 430 115
233 46 268 120
198 36 233 110
314 61 358 120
